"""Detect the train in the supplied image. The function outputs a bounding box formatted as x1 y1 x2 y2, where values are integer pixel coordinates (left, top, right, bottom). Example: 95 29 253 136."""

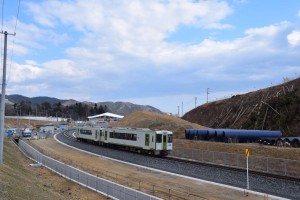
185 128 300 147
75 126 173 156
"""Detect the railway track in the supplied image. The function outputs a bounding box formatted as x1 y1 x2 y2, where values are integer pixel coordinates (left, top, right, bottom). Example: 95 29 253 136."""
56 129 300 199
60 129 300 183
61 129 77 141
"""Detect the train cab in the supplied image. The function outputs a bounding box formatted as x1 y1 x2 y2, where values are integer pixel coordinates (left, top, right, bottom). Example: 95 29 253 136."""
155 130 173 155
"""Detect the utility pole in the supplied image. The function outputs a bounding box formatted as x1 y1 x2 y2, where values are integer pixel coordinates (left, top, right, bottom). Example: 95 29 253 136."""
207 88 210 104
177 106 179 117
0 31 15 165
181 102 183 117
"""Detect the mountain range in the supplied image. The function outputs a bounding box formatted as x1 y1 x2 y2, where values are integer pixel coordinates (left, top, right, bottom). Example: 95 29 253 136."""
6 94 162 116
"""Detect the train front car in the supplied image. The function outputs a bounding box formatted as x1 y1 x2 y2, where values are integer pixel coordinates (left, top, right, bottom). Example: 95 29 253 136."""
155 130 173 156
103 127 173 156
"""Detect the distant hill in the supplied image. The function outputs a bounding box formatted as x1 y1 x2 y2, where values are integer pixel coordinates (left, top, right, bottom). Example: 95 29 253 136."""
6 94 162 116
114 111 204 138
182 78 300 136
98 101 161 116
7 94 66 105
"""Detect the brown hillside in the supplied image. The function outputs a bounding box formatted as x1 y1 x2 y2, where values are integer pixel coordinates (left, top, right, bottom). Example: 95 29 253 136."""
183 78 300 136
113 111 204 139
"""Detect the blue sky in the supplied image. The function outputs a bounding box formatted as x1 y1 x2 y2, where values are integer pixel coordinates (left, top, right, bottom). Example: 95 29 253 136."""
1 0 300 115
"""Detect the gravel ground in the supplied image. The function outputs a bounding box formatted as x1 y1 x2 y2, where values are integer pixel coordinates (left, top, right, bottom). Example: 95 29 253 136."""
57 130 300 200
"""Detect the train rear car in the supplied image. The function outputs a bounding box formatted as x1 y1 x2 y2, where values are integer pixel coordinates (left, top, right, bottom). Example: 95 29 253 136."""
75 127 102 143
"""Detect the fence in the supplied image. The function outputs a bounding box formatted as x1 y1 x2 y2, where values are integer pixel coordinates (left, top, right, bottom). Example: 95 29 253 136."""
171 148 300 179
18 140 161 200
19 140 208 200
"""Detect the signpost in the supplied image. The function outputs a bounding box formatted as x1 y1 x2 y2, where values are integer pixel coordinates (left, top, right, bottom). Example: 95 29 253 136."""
245 148 250 192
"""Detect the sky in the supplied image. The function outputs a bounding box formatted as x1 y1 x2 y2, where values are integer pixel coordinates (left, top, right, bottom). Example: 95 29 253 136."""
1 0 300 115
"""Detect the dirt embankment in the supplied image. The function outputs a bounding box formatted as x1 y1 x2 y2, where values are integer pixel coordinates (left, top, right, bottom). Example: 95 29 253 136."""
113 111 204 138
183 78 300 136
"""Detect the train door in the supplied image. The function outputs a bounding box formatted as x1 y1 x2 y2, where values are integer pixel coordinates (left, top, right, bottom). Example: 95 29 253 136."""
105 131 108 140
145 134 150 146
150 133 155 149
163 134 167 149
95 130 98 141
156 134 162 150
100 129 104 142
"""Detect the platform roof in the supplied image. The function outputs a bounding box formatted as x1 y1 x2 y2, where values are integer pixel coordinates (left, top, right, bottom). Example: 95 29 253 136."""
88 112 124 119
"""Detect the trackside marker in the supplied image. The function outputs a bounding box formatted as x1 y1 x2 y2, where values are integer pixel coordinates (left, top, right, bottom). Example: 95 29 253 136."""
246 148 250 195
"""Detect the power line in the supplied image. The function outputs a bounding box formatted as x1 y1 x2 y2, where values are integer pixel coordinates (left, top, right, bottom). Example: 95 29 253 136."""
1 0 3 27
7 0 21 84
1 0 4 71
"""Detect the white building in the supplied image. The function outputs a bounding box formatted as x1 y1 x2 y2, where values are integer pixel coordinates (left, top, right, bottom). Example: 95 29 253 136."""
88 112 124 122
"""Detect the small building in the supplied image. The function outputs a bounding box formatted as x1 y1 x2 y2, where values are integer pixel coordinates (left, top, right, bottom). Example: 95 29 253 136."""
36 124 55 134
88 112 124 122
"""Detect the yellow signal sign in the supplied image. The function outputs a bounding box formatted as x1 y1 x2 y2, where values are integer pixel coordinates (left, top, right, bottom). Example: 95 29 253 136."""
245 148 250 157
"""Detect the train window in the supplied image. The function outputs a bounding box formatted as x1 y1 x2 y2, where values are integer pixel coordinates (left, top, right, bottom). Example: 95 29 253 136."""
168 135 173 143
109 131 137 141
132 134 137 141
80 129 92 135
100 130 102 136
152 136 154 142
157 134 162 143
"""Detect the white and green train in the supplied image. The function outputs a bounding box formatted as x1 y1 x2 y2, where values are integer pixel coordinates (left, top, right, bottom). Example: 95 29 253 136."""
75 126 173 156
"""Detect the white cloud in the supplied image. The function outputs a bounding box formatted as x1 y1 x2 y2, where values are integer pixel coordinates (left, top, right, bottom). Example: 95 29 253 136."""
5 1 300 114
42 59 86 78
8 63 42 83
287 30 300 46
245 21 291 37
25 0 232 59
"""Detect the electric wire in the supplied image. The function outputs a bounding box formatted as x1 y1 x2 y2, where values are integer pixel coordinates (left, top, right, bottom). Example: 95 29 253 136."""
0 0 4 73
7 0 21 84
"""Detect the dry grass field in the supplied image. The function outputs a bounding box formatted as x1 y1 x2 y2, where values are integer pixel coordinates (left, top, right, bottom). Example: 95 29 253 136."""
0 137 106 200
114 111 205 138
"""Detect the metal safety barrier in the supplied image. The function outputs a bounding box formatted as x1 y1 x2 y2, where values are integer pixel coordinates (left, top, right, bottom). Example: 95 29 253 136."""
19 140 161 200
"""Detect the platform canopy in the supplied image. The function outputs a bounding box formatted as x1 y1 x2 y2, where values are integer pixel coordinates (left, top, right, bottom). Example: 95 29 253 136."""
88 112 124 120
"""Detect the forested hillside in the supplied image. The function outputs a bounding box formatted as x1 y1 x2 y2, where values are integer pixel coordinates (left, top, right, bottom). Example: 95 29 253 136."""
4 95 161 120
